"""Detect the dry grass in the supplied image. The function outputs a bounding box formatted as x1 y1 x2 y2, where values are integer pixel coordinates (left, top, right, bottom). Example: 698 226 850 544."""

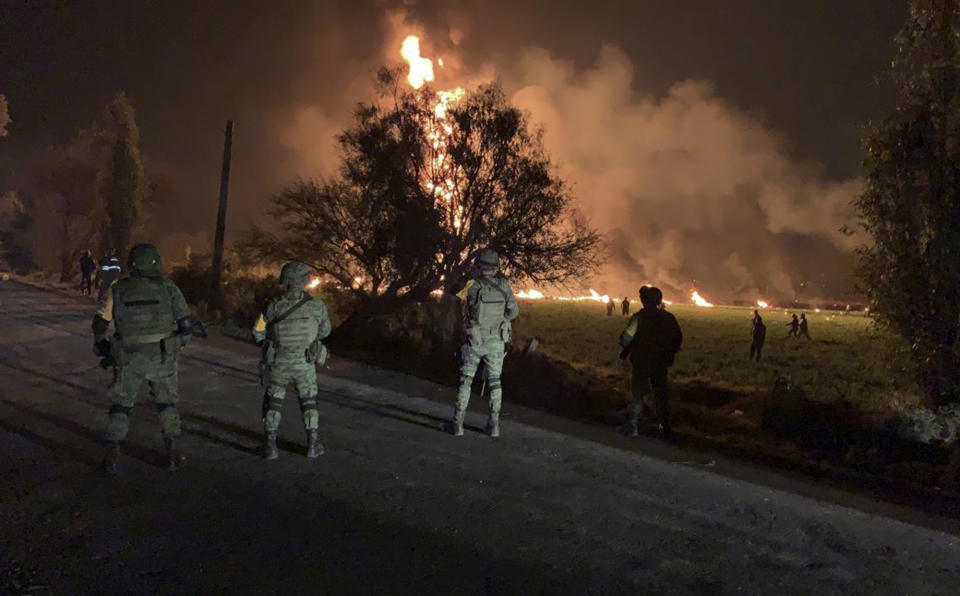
510 301 920 417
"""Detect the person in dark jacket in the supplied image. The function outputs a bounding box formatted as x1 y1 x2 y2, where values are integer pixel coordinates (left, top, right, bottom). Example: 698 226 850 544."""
787 313 799 337
799 313 811 340
621 297 630 316
750 310 766 361
617 286 683 440
79 250 96 296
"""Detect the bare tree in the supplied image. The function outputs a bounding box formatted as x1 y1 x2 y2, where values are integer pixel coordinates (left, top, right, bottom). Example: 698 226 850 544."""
240 69 600 312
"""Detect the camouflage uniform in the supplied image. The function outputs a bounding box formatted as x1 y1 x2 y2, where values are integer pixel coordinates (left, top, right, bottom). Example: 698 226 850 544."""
619 286 682 439
252 262 331 459
450 249 519 437
92 244 195 473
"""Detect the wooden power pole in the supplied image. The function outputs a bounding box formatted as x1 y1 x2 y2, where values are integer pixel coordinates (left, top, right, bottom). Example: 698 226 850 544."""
211 119 233 310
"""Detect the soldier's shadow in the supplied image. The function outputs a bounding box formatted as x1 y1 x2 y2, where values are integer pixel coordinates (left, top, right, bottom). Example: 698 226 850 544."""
0 397 160 468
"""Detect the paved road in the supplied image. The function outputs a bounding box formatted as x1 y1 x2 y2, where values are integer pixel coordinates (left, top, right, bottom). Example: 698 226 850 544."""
0 279 958 595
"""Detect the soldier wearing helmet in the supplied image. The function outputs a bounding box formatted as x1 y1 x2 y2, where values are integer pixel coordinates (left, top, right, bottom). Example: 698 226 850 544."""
92 243 196 473
252 261 331 460
617 285 683 441
448 248 519 437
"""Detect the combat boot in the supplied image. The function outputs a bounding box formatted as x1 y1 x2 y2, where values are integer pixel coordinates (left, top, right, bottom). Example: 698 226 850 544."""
446 408 465 436
485 413 500 438
263 432 279 460
306 430 324 458
102 441 120 475
164 437 185 471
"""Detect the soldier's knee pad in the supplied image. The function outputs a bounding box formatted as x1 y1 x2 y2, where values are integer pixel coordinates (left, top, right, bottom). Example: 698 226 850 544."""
299 395 318 413
263 410 282 431
109 403 133 417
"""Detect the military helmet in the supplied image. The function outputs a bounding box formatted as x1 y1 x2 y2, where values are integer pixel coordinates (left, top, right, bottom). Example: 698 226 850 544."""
476 249 500 269
280 261 310 288
127 243 162 273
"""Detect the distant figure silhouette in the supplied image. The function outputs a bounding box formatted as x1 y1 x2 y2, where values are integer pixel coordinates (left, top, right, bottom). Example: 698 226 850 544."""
799 313 811 340
621 297 630 316
750 310 766 361
606 296 614 316
787 313 799 337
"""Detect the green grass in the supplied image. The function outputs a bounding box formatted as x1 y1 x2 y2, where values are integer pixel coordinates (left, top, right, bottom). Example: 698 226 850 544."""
510 301 920 417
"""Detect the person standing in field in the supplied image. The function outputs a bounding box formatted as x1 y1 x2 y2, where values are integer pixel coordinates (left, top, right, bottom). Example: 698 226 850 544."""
606 296 614 316
79 249 96 296
750 310 766 361
798 313 811 340
621 297 630 316
617 286 683 441
787 313 799 337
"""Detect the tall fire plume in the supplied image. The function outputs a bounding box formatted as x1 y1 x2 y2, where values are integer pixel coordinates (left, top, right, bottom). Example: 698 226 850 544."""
399 35 466 231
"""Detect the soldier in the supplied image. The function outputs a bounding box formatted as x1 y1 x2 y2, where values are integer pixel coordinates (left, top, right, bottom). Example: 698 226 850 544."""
799 313 811 340
621 296 630 316
448 249 519 437
750 310 766 361
252 261 331 460
97 248 122 300
92 243 199 474
618 286 683 440
787 313 799 337
79 249 96 296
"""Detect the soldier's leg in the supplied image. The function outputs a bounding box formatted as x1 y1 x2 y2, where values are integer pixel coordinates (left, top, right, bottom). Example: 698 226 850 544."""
261 368 289 460
450 343 481 434
482 341 506 437
651 364 672 438
293 366 323 458
293 366 320 431
149 360 181 439
455 343 481 411
105 364 144 443
264 376 288 434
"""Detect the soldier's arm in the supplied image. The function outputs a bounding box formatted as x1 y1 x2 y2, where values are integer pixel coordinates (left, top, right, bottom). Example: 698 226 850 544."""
503 281 519 321
455 279 475 302
252 300 276 344
315 300 332 341
92 282 115 339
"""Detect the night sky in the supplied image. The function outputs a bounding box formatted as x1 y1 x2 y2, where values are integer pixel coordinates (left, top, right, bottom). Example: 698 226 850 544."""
0 1 907 300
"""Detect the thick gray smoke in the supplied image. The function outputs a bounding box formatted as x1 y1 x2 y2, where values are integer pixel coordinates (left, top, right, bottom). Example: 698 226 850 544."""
279 13 863 303
507 46 862 303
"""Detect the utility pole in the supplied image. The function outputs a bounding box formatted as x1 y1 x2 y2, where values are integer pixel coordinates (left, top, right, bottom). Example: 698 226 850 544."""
211 119 233 311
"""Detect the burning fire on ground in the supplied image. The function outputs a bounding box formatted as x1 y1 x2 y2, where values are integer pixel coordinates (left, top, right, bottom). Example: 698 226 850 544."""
756 299 769 308
691 291 714 307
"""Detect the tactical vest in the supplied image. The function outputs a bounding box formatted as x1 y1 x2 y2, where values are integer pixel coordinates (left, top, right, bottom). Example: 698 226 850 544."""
469 277 508 334
112 277 176 345
268 294 318 355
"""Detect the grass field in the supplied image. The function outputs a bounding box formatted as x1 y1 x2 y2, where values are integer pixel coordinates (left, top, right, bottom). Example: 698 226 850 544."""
510 300 921 417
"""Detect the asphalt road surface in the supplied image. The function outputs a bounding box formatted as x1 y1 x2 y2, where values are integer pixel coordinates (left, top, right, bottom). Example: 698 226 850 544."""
1 279 958 595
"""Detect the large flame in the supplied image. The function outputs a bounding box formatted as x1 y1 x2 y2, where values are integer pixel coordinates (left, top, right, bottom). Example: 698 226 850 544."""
307 277 321 289
691 290 714 307
517 289 545 300
400 35 434 89
399 35 466 231
756 299 769 308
